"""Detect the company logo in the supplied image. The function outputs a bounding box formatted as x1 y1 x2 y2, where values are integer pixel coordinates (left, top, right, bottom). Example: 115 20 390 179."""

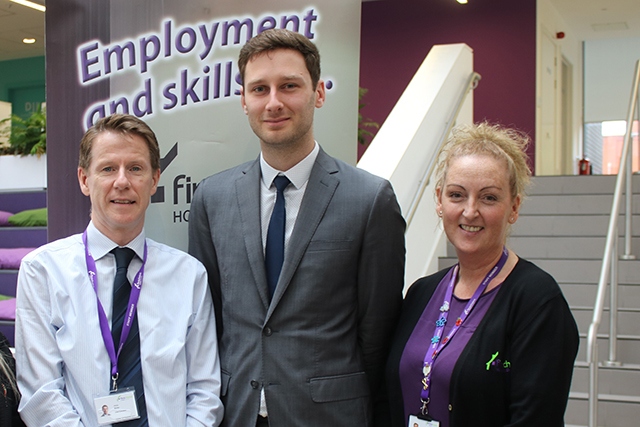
151 142 199 224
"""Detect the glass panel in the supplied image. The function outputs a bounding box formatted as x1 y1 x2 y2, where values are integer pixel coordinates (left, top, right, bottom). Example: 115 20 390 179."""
584 120 639 175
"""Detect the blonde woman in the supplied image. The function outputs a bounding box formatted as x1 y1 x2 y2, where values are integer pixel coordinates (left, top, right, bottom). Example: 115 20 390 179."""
386 122 578 427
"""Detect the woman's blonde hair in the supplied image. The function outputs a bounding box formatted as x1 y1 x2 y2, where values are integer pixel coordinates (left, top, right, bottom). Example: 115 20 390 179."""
434 121 532 200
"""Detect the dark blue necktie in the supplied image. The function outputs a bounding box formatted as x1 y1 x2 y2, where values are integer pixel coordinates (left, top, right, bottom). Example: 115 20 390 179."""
265 175 291 299
111 247 148 426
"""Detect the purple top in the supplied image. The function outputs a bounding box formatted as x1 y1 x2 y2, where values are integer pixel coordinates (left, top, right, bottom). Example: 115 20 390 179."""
398 271 500 426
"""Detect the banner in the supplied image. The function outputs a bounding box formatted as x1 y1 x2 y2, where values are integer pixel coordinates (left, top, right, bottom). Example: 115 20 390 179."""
47 0 361 249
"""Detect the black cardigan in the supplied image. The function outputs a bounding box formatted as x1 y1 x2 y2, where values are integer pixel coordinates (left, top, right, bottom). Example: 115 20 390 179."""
385 258 579 427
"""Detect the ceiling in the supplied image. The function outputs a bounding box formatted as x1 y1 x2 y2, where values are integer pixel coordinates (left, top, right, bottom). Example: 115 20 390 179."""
0 0 45 62
0 0 638 62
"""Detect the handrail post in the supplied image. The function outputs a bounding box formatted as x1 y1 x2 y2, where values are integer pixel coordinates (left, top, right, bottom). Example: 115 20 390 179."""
621 60 638 260
588 322 599 427
622 142 635 260
606 233 620 365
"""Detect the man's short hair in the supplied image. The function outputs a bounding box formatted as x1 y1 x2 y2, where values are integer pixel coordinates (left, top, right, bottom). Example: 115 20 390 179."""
238 28 321 88
78 114 161 172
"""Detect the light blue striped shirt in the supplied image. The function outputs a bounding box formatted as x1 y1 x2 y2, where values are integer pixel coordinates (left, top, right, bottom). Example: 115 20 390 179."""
16 221 223 426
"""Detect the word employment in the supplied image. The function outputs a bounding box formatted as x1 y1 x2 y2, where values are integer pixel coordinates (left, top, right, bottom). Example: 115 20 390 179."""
77 9 320 129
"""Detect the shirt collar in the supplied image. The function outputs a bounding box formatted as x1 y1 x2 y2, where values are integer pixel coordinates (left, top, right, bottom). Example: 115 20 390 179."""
260 142 319 189
86 221 146 261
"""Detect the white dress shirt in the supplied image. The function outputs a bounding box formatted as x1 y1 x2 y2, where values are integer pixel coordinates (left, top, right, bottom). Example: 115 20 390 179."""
257 142 319 417
16 221 223 427
260 142 320 255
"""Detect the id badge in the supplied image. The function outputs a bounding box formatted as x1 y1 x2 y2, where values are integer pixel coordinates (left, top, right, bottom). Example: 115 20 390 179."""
408 414 440 427
94 387 140 425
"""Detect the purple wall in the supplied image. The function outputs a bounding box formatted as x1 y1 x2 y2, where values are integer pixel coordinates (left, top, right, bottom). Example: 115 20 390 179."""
359 0 537 168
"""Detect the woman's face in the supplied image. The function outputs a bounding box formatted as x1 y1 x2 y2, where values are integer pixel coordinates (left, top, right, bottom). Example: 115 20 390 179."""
436 154 521 261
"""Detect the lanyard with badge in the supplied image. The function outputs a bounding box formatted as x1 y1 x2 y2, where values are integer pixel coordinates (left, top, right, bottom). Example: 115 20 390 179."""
83 230 146 425
409 247 508 427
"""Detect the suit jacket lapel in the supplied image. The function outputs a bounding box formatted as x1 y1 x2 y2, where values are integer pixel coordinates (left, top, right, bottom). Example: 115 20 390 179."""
268 149 339 316
236 159 271 309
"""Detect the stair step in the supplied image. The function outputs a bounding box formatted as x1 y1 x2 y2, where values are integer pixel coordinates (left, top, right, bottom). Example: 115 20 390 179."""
577 334 640 365
520 193 640 215
508 236 640 259
570 391 640 404
572 306 640 335
438 257 640 285
566 392 640 426
512 214 640 237
572 362 640 396
560 283 640 309
528 175 640 196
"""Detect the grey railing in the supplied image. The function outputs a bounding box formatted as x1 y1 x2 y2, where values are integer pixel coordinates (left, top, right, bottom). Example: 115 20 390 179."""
587 59 640 427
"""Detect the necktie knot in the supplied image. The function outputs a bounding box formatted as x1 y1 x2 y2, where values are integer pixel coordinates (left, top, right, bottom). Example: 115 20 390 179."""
112 247 135 272
273 175 291 193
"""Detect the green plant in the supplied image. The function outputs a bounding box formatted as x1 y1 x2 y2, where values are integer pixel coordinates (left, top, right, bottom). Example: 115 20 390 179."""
0 109 46 156
358 87 380 145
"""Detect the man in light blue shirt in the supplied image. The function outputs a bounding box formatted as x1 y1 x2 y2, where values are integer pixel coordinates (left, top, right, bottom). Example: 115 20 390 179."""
16 114 223 426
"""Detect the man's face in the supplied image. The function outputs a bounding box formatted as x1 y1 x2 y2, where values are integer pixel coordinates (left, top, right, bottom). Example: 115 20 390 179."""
240 48 325 153
78 131 160 244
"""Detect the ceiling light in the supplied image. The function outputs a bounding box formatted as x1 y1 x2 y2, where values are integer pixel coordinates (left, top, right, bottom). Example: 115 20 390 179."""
457 0 468 4
10 0 46 12
22 38 36 44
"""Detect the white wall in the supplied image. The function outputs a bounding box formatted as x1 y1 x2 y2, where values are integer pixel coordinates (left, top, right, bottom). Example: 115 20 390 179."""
0 100 10 147
584 37 640 123
537 0 584 173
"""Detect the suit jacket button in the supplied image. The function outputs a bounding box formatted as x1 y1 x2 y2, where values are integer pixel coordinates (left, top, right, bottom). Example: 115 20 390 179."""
250 380 259 389
448 404 453 411
264 327 272 336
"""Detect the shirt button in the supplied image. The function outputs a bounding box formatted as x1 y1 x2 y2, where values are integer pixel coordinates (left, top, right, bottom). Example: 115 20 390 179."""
250 380 259 389
448 404 453 411
264 327 272 336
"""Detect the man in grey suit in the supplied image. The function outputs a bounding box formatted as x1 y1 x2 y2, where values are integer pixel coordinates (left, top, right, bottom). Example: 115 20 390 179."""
188 29 405 427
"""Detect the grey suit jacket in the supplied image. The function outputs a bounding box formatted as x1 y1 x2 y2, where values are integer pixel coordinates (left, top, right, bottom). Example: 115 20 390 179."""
188 147 406 427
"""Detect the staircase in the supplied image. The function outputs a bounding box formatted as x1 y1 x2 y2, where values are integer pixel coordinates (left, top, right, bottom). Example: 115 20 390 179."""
438 174 640 427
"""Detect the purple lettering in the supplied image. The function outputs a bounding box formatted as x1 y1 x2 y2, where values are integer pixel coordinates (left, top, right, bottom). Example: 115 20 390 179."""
109 97 129 115
140 35 161 73
133 78 153 116
164 20 172 57
222 19 253 46
180 69 200 105
85 105 106 130
303 9 318 39
176 27 197 54
103 42 136 74
163 83 178 109
198 22 219 59
280 15 300 32
258 17 276 33
80 42 100 83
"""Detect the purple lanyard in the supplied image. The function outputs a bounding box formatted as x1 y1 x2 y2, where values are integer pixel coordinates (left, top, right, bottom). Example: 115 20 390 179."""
419 246 508 415
82 230 147 391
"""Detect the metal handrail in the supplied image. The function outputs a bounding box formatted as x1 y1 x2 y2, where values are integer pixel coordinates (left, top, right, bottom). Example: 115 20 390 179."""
587 59 640 427
404 72 481 227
